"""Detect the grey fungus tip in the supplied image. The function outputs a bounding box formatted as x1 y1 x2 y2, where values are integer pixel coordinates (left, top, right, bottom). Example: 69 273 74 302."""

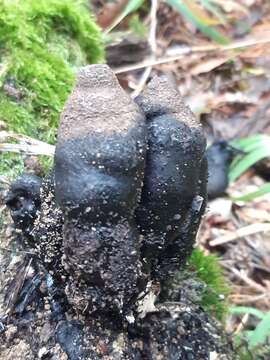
135 75 199 128
57 63 145 144
75 64 119 89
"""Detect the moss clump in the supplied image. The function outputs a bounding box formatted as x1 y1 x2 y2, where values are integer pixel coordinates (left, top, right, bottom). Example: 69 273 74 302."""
187 249 230 321
0 0 104 145
0 153 24 179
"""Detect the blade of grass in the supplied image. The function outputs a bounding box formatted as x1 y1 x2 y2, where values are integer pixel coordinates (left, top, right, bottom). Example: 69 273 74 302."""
229 306 265 320
229 135 270 183
230 135 269 152
166 0 230 44
230 183 270 202
200 0 226 25
229 147 270 183
182 0 220 25
104 0 144 34
249 311 270 348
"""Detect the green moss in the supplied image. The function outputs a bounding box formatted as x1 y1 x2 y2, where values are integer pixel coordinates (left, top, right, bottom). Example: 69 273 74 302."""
0 0 104 177
0 0 104 142
0 153 24 179
187 249 230 321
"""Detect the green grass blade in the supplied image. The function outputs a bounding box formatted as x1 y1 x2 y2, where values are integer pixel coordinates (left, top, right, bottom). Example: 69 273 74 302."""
230 135 269 153
229 147 270 183
200 0 226 25
249 311 270 348
229 306 265 320
166 0 230 44
229 135 270 182
230 183 270 202
105 0 144 34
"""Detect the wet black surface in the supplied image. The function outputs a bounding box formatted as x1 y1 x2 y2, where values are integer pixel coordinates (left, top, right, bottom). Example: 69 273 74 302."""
206 140 234 199
56 320 85 360
5 173 41 239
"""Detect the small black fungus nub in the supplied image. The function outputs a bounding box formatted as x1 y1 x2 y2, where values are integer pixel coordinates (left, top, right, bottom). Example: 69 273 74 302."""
5 173 41 238
206 140 232 199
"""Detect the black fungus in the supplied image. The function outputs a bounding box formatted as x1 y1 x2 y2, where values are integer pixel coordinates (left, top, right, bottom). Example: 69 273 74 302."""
56 320 85 360
5 173 41 239
135 76 207 283
206 140 234 199
3 66 234 360
54 65 147 315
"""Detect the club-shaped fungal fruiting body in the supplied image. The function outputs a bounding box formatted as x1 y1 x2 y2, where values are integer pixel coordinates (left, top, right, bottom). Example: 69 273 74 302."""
135 76 207 284
54 65 147 314
6 65 207 319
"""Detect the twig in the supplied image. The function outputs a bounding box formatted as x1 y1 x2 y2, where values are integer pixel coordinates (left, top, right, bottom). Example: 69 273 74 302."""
148 0 158 55
0 246 36 255
229 293 267 305
209 223 270 247
230 268 266 293
235 313 249 334
114 36 270 74
0 131 55 156
131 0 158 98
131 67 152 98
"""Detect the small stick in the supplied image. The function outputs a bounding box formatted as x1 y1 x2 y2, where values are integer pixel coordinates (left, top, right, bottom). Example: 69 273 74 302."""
131 0 158 98
230 268 266 293
209 223 270 247
0 131 55 156
229 294 267 304
114 36 270 74
235 313 249 334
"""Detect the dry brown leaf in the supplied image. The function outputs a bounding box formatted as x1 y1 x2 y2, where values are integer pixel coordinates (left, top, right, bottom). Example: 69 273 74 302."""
212 0 248 15
190 54 235 75
96 0 129 28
